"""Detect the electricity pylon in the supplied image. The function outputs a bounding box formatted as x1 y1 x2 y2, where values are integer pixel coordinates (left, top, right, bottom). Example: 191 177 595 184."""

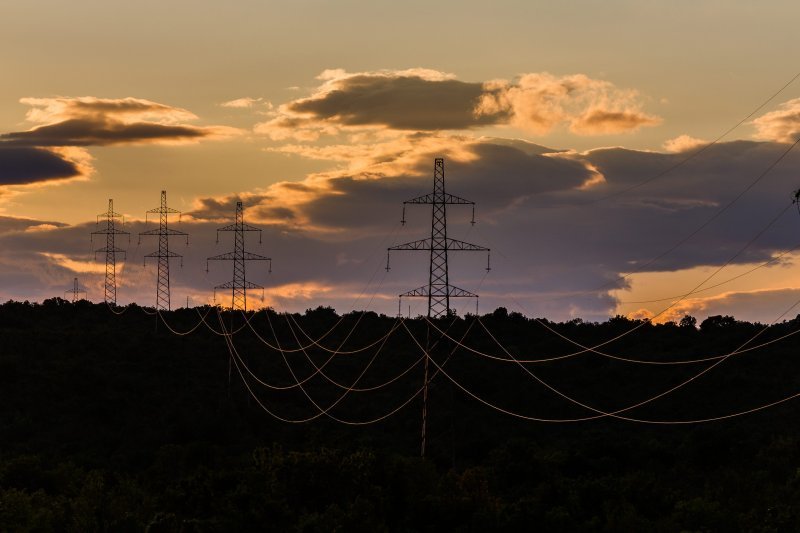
139 190 188 311
90 199 129 306
207 201 271 311
387 158 490 318
386 157 490 458
64 277 87 303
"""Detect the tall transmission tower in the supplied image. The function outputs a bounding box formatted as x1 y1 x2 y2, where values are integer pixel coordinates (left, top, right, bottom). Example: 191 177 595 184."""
207 201 272 311
386 157 490 458
64 277 87 302
90 199 129 306
138 190 188 311
386 157 490 317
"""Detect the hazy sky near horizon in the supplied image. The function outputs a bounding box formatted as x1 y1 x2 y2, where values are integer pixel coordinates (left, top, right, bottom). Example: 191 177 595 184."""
2 0 800 323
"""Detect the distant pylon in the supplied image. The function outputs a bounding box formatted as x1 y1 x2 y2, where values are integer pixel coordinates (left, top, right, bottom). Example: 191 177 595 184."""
90 199 129 306
64 277 87 303
139 191 188 311
386 158 490 318
207 201 272 311
386 157 490 458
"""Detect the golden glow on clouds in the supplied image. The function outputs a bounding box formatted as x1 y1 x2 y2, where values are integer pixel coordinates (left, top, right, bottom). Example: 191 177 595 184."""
20 96 198 125
475 72 661 135
264 281 334 307
613 254 800 323
663 134 708 153
752 97 800 143
219 97 265 109
197 133 483 233
255 69 661 142
576 161 607 190
3 96 242 148
40 252 105 274
48 146 94 177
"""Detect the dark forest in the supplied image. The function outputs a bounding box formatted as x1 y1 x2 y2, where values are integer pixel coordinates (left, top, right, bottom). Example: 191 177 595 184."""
3 298 800 531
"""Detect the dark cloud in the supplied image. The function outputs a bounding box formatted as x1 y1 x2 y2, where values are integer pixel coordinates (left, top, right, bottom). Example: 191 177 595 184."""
0 215 67 233
0 96 238 152
288 75 499 130
0 118 209 147
297 142 592 230
0 147 82 185
257 69 660 139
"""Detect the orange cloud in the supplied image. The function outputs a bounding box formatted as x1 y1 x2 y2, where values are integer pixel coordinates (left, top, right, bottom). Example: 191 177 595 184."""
752 98 800 143
40 252 106 274
220 97 267 109
663 134 708 153
1 96 241 147
256 69 659 141
476 72 661 135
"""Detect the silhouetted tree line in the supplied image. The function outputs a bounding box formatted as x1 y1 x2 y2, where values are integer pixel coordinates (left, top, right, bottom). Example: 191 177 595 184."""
2 298 800 531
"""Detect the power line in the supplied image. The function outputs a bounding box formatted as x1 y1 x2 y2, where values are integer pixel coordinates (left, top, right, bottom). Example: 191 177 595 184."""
401 293 800 424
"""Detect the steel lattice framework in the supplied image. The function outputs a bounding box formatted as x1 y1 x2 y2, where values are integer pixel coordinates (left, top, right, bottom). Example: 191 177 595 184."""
207 201 272 311
387 158 490 318
386 157 490 457
90 199 129 306
64 277 87 303
139 191 188 311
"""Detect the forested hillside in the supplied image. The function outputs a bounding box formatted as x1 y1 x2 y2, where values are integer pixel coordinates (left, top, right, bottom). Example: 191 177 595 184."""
3 299 800 531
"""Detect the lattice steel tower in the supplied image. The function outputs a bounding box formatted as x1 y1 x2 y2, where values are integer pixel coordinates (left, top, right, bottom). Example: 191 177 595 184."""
64 277 87 303
207 201 272 311
91 199 129 306
386 157 490 458
139 190 188 311
387 158 490 317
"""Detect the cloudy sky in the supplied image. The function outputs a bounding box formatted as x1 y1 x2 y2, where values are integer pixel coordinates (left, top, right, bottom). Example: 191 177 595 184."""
2 0 800 323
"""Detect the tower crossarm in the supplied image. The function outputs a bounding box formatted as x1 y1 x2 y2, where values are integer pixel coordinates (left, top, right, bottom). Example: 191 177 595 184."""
397 284 478 299
446 285 479 298
206 251 272 271
146 205 181 215
138 228 189 237
403 192 474 205
138 227 190 246
93 246 127 260
401 193 476 225
216 222 262 243
387 237 488 252
92 227 130 236
216 222 262 232
144 250 183 260
445 238 489 252
96 210 124 222
208 251 271 261
388 238 433 251
214 280 264 290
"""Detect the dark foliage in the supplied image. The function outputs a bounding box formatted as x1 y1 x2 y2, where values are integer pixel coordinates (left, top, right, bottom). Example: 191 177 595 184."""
2 299 800 531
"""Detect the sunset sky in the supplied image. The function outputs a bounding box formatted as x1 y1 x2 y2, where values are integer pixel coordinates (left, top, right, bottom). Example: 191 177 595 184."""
2 0 800 323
